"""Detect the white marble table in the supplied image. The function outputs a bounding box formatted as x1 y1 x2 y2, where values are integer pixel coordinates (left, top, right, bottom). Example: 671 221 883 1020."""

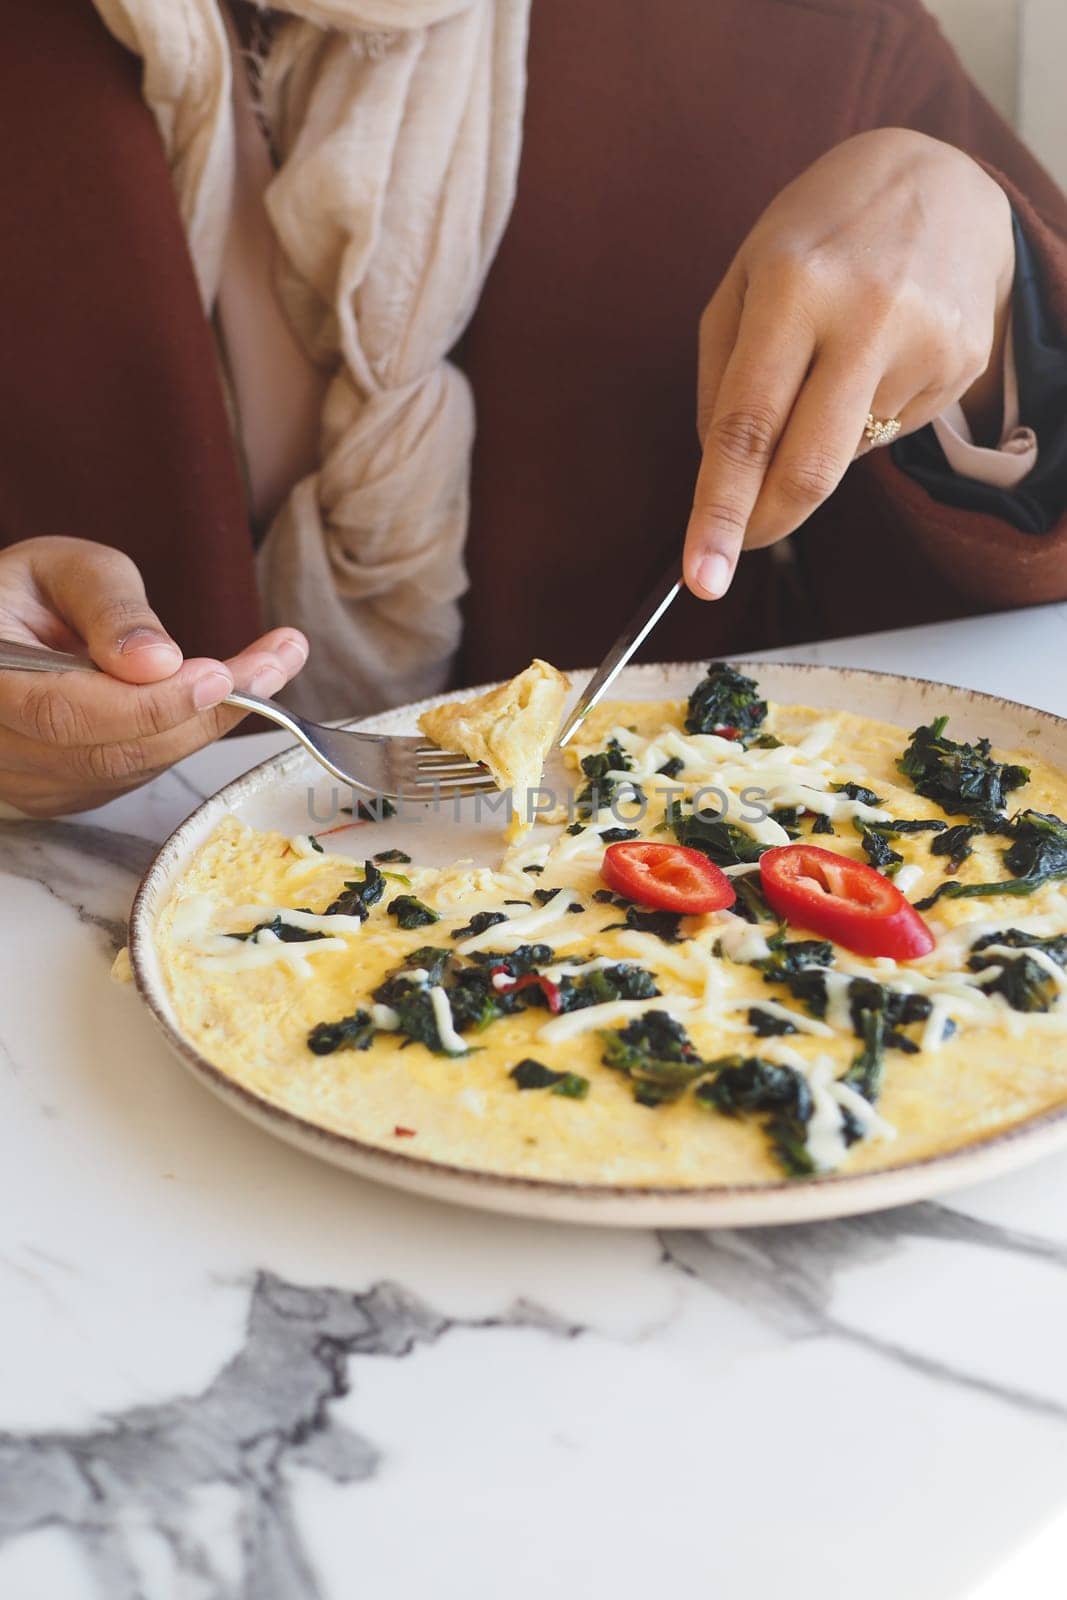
2 604 1067 1600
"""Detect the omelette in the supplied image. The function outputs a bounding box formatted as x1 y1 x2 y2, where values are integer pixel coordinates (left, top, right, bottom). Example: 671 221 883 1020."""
151 663 1067 1188
418 657 569 839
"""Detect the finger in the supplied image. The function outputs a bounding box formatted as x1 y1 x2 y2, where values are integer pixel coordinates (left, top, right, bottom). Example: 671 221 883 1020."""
745 352 908 547
0 628 309 788
685 280 817 599
0 655 234 754
28 537 185 683
224 628 309 702
695 264 745 445
854 377 943 459
82 627 311 779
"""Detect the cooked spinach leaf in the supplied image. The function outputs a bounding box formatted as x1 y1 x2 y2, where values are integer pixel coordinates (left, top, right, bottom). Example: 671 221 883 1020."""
970 928 1067 962
324 862 386 920
833 781 883 806
600 1011 706 1105
967 928 1067 1013
685 662 767 738
971 952 1062 1013
855 824 903 876
1004 809 1067 882
840 1006 887 1105
229 913 327 944
844 976 931 1037
557 963 660 1013
372 946 453 1008
746 1006 798 1037
657 756 685 779
373 848 412 864
812 814 835 836
391 989 461 1053
601 904 686 943
387 895 440 930
443 966 507 1032
600 827 640 843
696 1056 815 1178
451 909 510 941
576 738 643 818
531 888 583 912
930 824 979 873
469 942 555 977
307 1009 376 1055
756 939 932 1051
771 806 802 839
897 716 1029 823
664 797 768 868
510 1059 590 1098
758 932 835 985
730 874 774 924
871 818 949 837
916 809 1067 911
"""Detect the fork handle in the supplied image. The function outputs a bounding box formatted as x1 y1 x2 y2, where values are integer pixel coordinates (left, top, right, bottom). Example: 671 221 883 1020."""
0 638 295 733
0 639 96 674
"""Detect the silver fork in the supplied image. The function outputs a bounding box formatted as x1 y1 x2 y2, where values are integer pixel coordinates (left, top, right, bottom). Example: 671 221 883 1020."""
0 638 497 803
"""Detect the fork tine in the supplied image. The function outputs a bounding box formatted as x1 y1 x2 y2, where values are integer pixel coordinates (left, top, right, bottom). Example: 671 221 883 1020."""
415 752 489 771
394 781 501 803
416 760 493 779
412 773 500 793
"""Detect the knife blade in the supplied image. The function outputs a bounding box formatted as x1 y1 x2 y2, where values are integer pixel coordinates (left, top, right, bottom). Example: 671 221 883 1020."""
556 562 683 748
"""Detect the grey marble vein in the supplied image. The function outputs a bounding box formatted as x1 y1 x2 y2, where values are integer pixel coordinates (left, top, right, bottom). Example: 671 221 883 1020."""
0 1271 580 1599
659 1201 1067 1421
0 820 156 956
165 766 210 806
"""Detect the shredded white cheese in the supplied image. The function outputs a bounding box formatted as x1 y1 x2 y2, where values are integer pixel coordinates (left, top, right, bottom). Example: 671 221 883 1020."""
732 996 834 1038
429 986 468 1055
894 863 925 897
456 890 585 953
538 994 699 1044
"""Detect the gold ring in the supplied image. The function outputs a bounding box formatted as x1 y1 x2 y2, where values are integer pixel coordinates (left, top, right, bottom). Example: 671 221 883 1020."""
864 413 902 448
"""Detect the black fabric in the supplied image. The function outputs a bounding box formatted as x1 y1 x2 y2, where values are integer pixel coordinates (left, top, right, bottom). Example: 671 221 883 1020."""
893 215 1067 534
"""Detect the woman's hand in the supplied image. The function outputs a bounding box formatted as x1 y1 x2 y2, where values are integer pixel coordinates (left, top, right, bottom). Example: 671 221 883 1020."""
683 128 1016 600
0 537 308 817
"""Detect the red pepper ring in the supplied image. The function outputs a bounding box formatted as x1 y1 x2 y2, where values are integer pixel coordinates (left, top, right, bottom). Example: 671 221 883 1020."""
489 967 563 1015
759 843 935 961
601 841 737 915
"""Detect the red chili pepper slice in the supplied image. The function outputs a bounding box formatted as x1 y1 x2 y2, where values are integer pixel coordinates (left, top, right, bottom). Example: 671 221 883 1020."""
759 843 934 961
489 967 563 1014
601 841 736 915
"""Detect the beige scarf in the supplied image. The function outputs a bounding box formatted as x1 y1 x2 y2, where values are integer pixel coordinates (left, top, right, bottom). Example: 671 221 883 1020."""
91 0 531 717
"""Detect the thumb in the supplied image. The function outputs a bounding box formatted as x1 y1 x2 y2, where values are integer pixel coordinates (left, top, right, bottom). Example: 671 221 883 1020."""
30 538 186 684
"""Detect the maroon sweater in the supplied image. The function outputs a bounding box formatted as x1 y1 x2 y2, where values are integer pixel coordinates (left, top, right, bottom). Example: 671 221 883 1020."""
2 0 1066 683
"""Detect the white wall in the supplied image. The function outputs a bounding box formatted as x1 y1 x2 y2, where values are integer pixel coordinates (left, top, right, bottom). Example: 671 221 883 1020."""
1019 0 1067 192
926 0 1021 123
925 0 1067 192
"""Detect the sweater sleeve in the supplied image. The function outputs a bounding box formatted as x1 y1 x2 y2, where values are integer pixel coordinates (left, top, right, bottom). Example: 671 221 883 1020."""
858 2 1067 610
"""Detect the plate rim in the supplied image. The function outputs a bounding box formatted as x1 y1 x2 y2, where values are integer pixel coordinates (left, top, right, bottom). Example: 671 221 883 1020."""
127 658 1067 1224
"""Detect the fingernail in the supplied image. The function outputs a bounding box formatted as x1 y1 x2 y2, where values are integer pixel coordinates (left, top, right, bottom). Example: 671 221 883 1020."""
276 637 308 675
120 628 181 662
250 665 287 699
696 553 732 598
192 670 233 711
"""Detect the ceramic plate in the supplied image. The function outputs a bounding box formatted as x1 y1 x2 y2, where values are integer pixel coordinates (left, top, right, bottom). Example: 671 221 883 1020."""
128 661 1067 1227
